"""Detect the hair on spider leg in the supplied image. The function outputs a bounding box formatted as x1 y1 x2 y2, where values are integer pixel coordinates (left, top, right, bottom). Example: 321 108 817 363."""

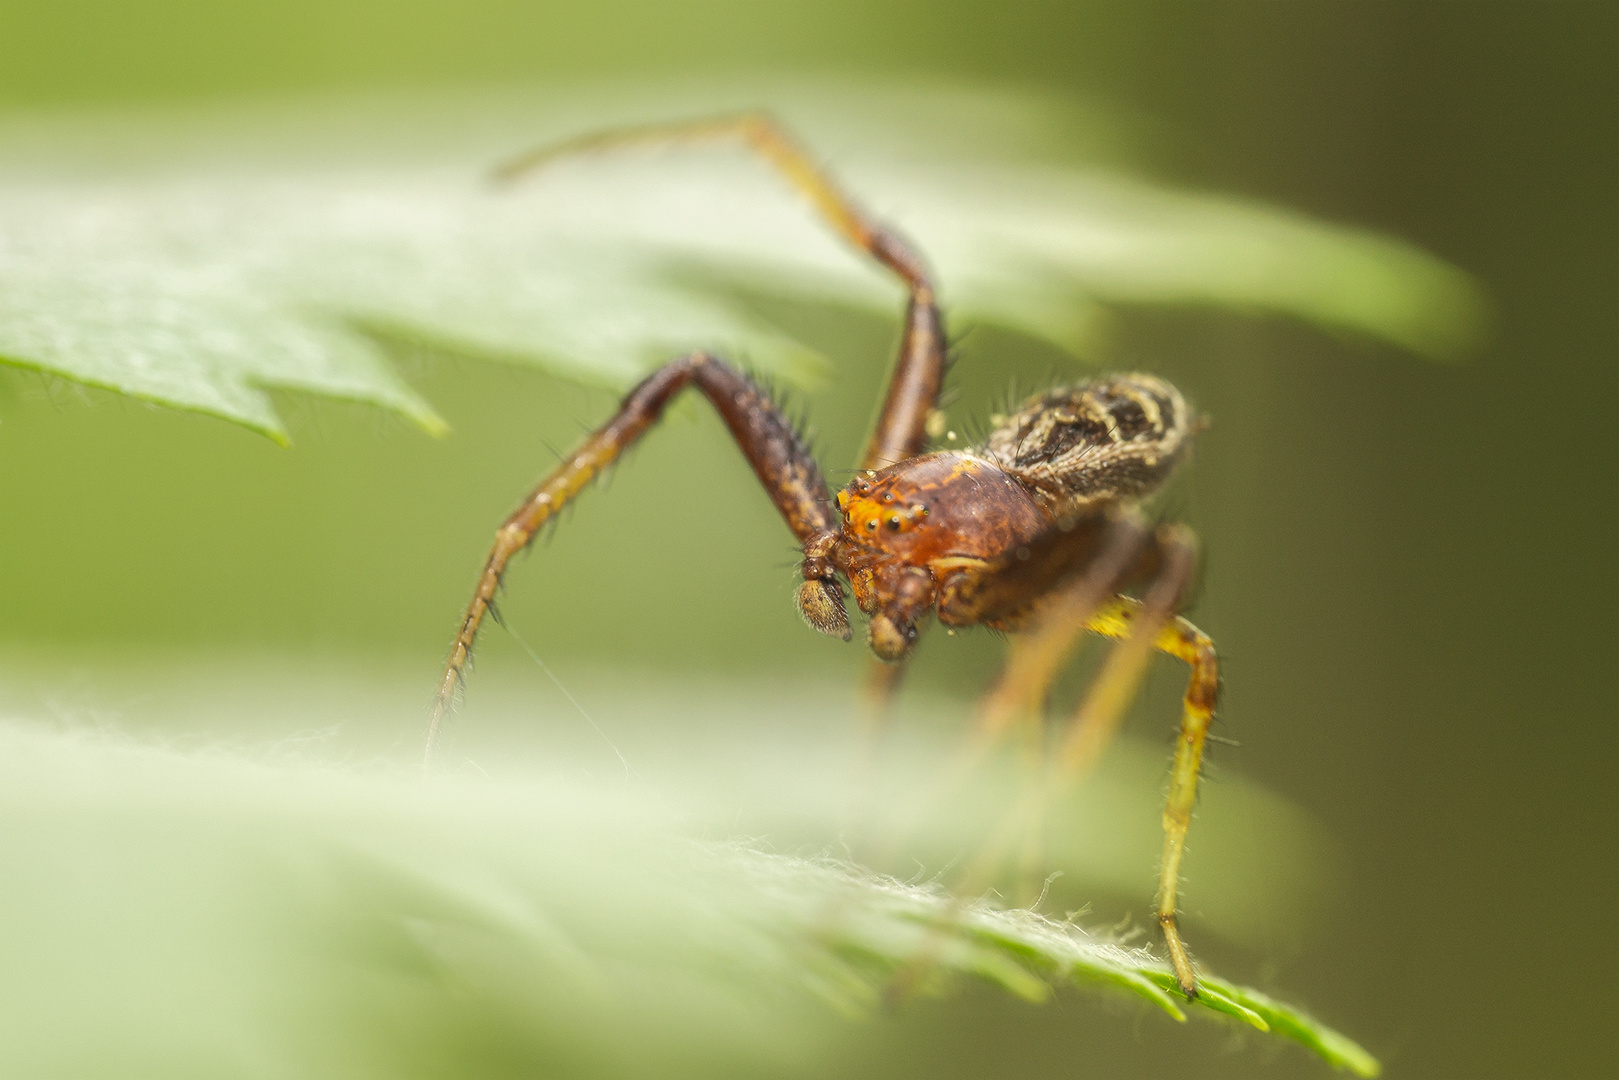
940 319 976 373
533 436 570 472
980 624 1012 645
523 500 580 549
787 403 822 458
592 460 621 493
516 515 559 552
741 363 825 456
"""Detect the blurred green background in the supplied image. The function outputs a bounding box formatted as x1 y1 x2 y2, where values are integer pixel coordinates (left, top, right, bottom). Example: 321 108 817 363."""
0 2 1613 1078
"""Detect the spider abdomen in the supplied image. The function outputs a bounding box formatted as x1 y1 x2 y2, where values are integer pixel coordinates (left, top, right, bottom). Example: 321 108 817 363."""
980 374 1192 518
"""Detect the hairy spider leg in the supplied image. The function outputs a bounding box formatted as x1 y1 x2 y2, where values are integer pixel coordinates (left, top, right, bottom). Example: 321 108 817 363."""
1064 537 1216 999
425 353 837 763
495 113 948 702
494 113 944 467
997 525 1212 996
888 525 1213 1001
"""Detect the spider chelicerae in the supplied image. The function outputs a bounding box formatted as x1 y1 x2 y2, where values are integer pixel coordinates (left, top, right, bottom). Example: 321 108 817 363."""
427 114 1220 999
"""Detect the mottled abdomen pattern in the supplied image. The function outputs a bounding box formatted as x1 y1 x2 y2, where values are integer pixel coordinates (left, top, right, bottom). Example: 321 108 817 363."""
979 374 1192 519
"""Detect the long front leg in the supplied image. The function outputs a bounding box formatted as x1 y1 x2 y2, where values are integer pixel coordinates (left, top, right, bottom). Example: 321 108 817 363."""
426 352 838 762
496 114 946 460
495 114 948 699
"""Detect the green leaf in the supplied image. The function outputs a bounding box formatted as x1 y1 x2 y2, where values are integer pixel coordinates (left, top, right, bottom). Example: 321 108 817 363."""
0 694 1378 1078
0 81 1482 442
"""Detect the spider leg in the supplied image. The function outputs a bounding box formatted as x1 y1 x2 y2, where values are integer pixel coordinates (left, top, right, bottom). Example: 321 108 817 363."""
973 510 1154 738
859 659 909 725
496 114 947 703
869 513 1150 832
859 513 1151 878
943 510 1152 905
1048 525 1215 998
426 352 838 763
879 525 1210 1006
909 525 1210 998
495 113 930 292
495 113 944 467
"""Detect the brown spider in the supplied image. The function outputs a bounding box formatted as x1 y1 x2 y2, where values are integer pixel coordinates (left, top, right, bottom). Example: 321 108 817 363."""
427 115 1219 999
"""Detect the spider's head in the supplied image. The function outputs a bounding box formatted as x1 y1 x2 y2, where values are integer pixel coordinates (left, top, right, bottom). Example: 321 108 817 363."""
836 474 931 546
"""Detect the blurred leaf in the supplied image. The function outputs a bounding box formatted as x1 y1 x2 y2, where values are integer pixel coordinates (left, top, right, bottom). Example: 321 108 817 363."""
0 715 1378 1077
0 81 1482 442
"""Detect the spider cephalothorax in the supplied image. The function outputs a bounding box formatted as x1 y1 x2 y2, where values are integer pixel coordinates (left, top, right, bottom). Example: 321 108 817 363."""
429 114 1219 999
797 375 1194 661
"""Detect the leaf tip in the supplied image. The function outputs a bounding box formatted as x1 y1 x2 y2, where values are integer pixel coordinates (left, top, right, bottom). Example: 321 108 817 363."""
414 410 453 439
1322 1030 1383 1078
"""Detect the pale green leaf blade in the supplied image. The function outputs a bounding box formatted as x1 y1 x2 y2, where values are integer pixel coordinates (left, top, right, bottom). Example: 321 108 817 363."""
0 701 1379 1077
881 162 1485 358
0 83 1481 440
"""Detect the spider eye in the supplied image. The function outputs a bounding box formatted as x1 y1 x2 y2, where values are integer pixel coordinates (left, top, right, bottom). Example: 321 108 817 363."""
866 520 877 531
887 517 902 531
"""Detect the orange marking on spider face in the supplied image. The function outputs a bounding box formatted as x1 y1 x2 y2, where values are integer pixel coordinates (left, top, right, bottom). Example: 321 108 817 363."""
837 452 1051 565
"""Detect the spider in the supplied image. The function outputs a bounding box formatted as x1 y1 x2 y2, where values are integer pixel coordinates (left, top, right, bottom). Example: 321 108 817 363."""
427 114 1219 999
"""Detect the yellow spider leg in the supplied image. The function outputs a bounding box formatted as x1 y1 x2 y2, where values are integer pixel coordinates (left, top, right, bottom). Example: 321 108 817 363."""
884 526 1209 1004
1066 583 1219 999
971 523 1209 996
